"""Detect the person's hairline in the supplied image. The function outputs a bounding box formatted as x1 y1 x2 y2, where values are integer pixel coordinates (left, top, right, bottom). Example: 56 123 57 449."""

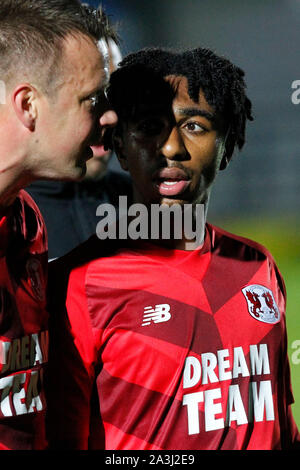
5 30 101 100
110 68 228 138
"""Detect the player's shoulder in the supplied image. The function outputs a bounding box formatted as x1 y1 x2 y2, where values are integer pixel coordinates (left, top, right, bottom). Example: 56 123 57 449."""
17 188 42 214
48 235 122 284
208 222 276 263
17 189 45 227
208 223 286 297
13 189 47 249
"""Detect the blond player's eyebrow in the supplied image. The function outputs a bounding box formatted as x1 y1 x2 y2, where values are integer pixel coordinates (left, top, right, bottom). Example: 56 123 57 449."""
87 85 104 97
82 85 104 102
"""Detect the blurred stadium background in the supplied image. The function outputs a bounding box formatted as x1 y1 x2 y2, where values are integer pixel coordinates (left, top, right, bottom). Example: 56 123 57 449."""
86 0 300 427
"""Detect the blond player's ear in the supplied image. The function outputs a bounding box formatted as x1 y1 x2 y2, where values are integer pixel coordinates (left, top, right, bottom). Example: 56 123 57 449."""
12 84 38 131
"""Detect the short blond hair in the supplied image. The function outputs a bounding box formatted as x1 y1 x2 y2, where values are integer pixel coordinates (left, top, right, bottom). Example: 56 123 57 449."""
0 0 108 93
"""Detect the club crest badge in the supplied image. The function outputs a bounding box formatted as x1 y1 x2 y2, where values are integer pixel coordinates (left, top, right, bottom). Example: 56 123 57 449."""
242 284 280 324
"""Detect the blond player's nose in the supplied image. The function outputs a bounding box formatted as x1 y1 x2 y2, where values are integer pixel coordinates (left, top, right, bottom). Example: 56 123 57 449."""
100 109 118 128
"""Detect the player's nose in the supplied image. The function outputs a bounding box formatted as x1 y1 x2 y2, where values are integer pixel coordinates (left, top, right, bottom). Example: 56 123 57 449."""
161 126 187 160
100 109 118 129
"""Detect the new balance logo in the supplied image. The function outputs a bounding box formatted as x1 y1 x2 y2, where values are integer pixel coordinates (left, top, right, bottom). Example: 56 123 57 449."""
141 304 171 326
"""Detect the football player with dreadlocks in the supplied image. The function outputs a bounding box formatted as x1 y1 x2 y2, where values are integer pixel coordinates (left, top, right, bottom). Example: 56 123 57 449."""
46 47 299 450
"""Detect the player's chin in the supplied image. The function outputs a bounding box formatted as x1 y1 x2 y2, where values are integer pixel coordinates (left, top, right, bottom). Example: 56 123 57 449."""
61 159 87 181
157 188 194 207
85 161 107 181
158 197 188 207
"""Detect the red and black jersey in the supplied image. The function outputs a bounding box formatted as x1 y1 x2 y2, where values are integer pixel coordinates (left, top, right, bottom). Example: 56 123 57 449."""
46 224 299 450
0 190 48 450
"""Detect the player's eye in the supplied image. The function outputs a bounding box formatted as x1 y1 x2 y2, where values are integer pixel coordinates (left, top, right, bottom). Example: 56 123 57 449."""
89 95 99 108
182 121 206 134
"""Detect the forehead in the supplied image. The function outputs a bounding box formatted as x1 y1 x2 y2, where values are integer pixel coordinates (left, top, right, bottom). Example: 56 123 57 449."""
165 75 214 114
123 73 216 127
60 33 106 94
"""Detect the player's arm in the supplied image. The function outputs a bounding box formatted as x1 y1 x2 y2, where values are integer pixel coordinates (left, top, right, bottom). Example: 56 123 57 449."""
45 260 95 450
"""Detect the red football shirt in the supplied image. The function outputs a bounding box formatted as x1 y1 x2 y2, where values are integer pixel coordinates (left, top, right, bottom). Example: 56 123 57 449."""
0 190 48 450
47 224 299 450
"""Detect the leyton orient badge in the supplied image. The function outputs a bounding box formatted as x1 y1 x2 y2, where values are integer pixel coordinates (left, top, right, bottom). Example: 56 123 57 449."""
242 284 280 324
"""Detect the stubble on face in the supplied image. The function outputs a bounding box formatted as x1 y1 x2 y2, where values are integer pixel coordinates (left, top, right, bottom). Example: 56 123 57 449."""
33 33 107 181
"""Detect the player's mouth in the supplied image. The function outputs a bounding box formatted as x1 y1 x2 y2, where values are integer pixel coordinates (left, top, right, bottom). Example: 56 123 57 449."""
153 167 191 197
90 144 109 158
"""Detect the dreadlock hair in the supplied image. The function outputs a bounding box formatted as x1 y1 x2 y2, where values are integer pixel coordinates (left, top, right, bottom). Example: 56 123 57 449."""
108 47 253 162
105 63 176 152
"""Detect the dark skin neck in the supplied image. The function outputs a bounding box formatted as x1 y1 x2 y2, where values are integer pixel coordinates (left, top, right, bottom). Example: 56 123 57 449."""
125 201 207 251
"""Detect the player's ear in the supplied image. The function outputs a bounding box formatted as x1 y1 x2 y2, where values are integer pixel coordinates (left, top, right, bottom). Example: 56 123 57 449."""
11 84 38 131
113 133 129 171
